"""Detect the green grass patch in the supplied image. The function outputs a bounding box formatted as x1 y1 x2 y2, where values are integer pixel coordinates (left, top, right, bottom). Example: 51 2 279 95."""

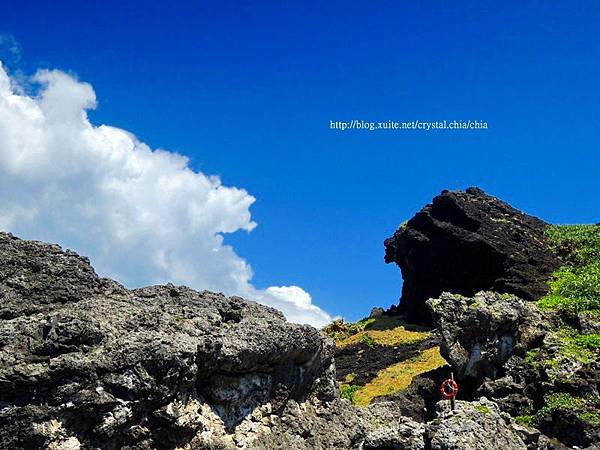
322 317 375 342
525 348 540 365
518 393 600 430
339 384 361 403
351 347 447 406
575 333 600 350
546 224 600 267
539 225 600 335
538 392 600 426
540 225 600 320
515 415 535 427
475 404 491 414
537 263 600 319
534 224 600 369
543 327 598 366
325 315 431 349
359 333 376 346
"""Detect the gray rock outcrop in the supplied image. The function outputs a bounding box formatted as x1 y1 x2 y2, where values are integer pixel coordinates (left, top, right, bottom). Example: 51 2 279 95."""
427 398 527 450
426 291 545 381
0 232 337 449
1 231 567 450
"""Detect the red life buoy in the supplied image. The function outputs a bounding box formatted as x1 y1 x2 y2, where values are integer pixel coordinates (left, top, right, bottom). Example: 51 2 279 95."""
440 379 458 399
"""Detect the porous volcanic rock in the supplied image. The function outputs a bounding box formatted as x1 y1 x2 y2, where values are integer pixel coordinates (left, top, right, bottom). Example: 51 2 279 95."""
384 187 559 323
427 290 600 448
426 291 546 382
426 397 528 450
0 232 340 449
248 400 426 450
0 232 441 450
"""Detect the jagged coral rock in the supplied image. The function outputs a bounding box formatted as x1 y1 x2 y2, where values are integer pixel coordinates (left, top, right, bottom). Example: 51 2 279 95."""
0 232 433 450
427 290 600 448
0 232 336 449
426 291 545 381
427 398 528 450
0 224 578 449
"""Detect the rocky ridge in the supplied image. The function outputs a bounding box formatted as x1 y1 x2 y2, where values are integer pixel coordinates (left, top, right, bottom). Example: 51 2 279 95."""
0 231 532 450
2 186 598 449
0 232 336 449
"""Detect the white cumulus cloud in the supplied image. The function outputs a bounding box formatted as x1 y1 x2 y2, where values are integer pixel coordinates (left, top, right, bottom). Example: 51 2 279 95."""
0 62 332 327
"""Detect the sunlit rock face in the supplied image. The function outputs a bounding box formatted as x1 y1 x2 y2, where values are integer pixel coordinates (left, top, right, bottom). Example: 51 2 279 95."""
0 232 336 449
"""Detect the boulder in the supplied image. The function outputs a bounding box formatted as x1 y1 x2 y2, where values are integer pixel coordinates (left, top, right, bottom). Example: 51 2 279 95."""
384 188 559 323
369 307 385 318
426 291 545 382
248 400 425 450
426 398 527 450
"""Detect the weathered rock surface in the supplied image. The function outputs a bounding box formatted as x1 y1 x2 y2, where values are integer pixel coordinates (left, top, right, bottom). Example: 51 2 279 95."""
479 349 600 448
334 332 440 388
0 232 445 450
247 400 426 450
426 291 546 382
426 289 600 448
384 188 559 323
426 398 528 450
0 232 337 449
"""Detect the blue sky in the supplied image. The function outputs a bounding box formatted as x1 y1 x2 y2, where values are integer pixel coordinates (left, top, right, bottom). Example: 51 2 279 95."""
1 1 599 322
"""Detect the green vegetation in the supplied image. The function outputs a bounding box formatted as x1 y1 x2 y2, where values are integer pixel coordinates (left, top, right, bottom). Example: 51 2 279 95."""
537 263 600 319
428 298 442 311
468 300 481 310
539 225 600 320
539 393 600 427
340 384 361 403
524 348 540 366
547 327 599 365
533 225 600 368
337 325 430 348
546 224 600 267
474 404 491 414
328 315 448 407
344 373 356 383
323 315 431 349
575 332 600 350
514 393 600 430
359 333 376 346
322 317 376 342
514 415 535 427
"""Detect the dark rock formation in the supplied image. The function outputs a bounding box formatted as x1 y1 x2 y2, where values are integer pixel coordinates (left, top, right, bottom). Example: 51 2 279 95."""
334 333 440 387
372 366 449 422
384 187 559 323
0 232 446 450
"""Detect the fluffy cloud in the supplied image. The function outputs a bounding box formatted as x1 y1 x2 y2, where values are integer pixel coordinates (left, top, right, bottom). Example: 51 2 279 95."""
0 62 332 327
